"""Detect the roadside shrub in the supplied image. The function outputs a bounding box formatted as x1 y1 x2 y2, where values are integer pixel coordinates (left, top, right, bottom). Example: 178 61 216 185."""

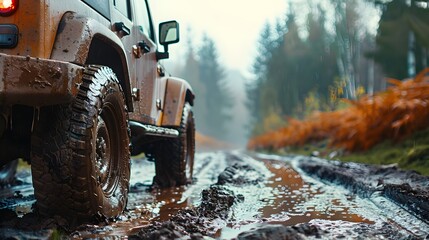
248 68 429 152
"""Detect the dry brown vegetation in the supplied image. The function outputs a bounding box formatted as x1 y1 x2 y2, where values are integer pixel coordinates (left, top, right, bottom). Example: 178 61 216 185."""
248 69 429 152
196 132 230 151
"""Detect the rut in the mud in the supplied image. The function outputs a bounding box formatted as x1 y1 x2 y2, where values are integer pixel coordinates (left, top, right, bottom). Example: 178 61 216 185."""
298 156 429 223
130 158 260 239
129 152 429 239
1 152 429 239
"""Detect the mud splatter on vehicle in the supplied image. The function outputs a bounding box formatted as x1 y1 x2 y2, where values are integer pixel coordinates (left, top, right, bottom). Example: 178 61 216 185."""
0 0 195 224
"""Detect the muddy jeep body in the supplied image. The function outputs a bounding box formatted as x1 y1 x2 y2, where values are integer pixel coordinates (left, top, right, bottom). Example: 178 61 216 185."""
0 0 195 221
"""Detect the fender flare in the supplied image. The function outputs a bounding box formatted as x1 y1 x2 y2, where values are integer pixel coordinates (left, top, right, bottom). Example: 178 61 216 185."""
50 12 133 111
161 77 195 126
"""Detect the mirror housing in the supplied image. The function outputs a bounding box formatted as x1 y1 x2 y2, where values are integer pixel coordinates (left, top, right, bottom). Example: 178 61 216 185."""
157 21 179 60
159 20 179 45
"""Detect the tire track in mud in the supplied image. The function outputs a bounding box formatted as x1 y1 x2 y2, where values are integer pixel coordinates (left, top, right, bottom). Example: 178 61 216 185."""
129 152 429 239
180 152 229 204
254 153 429 239
1 152 429 239
130 152 429 239
291 155 429 237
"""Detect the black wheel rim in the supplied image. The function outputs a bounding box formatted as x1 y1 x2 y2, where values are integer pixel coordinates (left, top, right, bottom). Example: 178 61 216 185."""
95 102 120 197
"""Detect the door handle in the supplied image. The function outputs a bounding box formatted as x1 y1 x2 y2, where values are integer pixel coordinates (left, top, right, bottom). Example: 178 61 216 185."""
138 41 151 54
114 22 130 36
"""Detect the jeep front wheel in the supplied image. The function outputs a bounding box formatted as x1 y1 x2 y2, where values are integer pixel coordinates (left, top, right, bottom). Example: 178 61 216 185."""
31 66 130 222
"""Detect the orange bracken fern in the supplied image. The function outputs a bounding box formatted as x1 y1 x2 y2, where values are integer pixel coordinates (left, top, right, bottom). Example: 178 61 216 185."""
247 68 429 152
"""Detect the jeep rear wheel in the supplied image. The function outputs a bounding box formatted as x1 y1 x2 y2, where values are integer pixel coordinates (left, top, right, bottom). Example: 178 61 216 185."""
31 66 130 222
153 103 195 187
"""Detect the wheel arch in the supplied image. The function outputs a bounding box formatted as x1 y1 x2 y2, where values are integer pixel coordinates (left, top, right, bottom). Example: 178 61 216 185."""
161 77 194 127
50 12 133 111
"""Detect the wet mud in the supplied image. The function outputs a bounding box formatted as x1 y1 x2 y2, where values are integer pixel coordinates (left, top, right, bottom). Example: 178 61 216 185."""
130 185 240 239
298 156 429 223
130 157 257 239
1 152 429 239
236 223 321 240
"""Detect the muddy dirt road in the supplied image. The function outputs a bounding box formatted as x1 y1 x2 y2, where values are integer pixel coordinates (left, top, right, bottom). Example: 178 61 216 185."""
1 152 429 239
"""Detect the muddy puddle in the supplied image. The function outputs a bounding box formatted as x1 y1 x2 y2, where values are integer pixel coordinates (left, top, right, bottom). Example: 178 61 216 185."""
215 156 376 239
1 152 428 239
259 160 371 224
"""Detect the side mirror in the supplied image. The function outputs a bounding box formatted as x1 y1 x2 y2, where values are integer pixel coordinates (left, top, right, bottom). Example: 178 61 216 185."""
159 20 179 47
157 21 179 60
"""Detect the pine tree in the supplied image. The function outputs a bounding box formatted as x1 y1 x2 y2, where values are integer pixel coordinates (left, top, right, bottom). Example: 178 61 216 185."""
305 5 338 110
180 36 207 134
197 34 233 140
370 0 429 79
273 9 308 116
371 0 409 79
246 23 274 132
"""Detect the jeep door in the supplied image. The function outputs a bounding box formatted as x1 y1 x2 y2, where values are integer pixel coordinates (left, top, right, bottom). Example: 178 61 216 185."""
130 0 160 125
110 0 139 114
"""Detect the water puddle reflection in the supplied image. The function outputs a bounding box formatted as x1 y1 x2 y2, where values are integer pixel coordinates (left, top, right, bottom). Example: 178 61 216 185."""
261 160 372 225
219 159 373 239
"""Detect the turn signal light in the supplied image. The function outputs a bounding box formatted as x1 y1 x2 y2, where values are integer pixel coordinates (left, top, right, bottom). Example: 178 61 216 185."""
0 0 18 16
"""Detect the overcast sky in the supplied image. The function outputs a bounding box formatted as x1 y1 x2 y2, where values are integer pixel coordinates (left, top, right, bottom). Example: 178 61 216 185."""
150 0 380 77
151 0 288 76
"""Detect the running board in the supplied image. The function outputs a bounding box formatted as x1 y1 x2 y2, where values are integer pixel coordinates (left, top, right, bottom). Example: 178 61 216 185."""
129 121 179 138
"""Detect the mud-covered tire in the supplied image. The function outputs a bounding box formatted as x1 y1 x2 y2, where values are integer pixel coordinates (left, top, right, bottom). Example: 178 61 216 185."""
31 66 130 222
0 160 18 186
153 103 195 187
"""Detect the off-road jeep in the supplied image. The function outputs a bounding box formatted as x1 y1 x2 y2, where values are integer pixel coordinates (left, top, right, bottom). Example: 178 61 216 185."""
0 0 195 222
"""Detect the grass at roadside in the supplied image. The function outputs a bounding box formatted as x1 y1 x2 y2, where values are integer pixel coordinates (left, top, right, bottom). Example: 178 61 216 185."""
280 128 429 176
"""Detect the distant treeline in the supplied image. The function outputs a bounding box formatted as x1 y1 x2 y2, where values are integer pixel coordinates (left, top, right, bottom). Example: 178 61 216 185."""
179 35 233 141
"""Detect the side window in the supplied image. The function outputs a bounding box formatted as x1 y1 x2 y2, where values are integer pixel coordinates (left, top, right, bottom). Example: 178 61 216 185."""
82 0 110 19
114 0 131 19
134 0 153 40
